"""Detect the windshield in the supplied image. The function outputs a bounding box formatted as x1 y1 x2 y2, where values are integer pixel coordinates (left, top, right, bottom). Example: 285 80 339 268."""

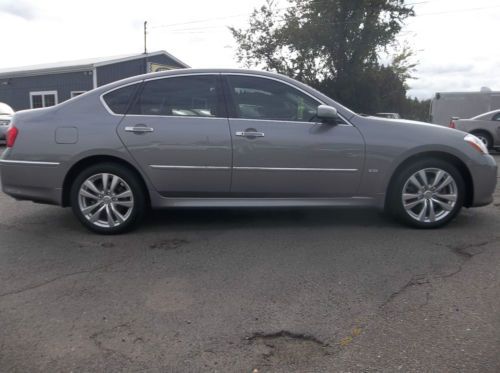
0 103 14 115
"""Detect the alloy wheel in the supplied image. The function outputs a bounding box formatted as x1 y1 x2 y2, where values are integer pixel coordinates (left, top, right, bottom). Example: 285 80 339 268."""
78 173 134 228
402 168 458 223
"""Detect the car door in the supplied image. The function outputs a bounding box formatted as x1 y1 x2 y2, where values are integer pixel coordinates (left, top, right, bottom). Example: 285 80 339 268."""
224 74 365 197
492 112 500 145
116 74 232 196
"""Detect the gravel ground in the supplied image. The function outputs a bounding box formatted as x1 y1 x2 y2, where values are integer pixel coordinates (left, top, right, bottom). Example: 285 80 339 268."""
0 149 499 372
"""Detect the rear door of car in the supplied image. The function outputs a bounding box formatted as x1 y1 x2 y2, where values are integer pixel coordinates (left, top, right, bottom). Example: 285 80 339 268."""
492 112 500 145
114 74 232 196
223 74 365 197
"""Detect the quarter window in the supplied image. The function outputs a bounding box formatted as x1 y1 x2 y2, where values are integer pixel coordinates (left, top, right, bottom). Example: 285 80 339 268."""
129 75 221 117
30 91 58 109
102 84 139 114
226 75 320 122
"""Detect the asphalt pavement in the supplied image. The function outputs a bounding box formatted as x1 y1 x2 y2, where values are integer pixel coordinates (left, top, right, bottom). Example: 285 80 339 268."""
0 149 499 372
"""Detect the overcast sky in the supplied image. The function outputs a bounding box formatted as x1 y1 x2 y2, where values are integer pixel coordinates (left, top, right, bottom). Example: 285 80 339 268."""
0 0 499 99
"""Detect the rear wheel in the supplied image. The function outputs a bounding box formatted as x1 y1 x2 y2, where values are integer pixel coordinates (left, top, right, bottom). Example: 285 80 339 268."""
388 158 465 228
70 163 146 234
471 131 492 149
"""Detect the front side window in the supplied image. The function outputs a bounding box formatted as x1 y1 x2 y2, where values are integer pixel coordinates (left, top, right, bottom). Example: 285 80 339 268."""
129 75 220 117
30 91 58 109
492 112 500 121
226 75 320 122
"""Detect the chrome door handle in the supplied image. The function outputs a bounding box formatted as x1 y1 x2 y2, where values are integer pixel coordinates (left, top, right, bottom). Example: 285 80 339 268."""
235 131 265 138
124 126 154 133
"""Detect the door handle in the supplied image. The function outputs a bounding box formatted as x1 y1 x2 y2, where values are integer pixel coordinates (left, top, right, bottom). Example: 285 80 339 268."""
235 131 265 138
124 126 154 133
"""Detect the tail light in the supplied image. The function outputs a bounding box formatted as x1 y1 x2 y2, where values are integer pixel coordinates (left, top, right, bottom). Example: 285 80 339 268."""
6 126 18 148
449 119 456 128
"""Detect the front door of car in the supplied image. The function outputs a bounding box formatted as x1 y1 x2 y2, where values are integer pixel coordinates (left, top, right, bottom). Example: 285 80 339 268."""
116 74 232 196
224 75 365 197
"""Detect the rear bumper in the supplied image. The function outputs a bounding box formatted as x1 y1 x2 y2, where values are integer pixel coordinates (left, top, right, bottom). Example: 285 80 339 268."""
0 161 63 205
470 154 497 207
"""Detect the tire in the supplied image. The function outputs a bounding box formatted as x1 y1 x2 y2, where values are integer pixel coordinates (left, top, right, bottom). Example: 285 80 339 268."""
70 162 146 234
387 158 465 229
471 131 493 149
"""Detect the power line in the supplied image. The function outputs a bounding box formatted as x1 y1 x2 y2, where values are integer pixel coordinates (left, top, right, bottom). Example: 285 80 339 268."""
150 2 500 35
150 0 432 30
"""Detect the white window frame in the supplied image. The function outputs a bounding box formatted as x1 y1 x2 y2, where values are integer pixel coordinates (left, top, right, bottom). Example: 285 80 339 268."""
29 91 58 109
70 91 86 98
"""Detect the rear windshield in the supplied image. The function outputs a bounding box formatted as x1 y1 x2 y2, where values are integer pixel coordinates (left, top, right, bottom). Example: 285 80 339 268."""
102 84 139 114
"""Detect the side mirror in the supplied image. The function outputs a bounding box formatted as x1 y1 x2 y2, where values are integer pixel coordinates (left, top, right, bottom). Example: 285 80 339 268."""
316 105 338 123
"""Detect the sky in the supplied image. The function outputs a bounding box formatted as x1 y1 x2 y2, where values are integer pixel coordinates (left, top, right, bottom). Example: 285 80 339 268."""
0 0 499 100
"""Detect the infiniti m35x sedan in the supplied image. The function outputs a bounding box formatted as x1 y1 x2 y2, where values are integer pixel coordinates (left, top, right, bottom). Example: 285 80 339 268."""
0 69 497 234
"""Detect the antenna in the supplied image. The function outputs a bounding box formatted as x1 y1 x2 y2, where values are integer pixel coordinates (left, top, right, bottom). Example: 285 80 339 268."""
144 21 148 54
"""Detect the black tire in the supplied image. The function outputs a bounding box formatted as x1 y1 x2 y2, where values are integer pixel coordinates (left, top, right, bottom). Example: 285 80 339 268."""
471 131 493 149
387 158 465 229
70 162 146 234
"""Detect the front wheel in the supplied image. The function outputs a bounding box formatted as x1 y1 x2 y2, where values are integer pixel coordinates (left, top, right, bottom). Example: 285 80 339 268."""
388 159 465 228
70 163 146 234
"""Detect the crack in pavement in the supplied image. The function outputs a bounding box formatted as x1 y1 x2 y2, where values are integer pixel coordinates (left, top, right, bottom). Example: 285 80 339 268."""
381 237 500 308
381 274 430 307
0 257 130 298
246 330 329 347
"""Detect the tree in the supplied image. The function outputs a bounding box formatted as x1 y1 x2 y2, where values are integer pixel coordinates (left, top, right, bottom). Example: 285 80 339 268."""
230 0 420 115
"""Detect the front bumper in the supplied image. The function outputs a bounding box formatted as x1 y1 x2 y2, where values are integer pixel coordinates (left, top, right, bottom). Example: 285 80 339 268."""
470 154 497 207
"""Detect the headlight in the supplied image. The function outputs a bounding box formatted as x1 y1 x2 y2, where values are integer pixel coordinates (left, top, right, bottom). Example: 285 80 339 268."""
464 134 488 154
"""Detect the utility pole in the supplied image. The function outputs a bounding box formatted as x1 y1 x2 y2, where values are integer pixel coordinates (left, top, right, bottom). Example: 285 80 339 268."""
143 21 148 54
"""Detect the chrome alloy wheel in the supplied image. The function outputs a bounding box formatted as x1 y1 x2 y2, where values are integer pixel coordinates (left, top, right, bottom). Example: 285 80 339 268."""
402 168 458 223
78 173 134 228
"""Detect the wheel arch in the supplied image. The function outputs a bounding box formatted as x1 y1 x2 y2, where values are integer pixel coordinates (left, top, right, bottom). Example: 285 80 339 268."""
469 129 494 146
62 155 151 207
385 151 474 208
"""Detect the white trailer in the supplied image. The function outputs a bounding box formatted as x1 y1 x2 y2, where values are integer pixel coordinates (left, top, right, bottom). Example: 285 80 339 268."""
430 88 500 126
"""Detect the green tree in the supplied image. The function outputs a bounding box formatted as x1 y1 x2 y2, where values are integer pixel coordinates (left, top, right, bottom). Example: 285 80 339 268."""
230 0 417 115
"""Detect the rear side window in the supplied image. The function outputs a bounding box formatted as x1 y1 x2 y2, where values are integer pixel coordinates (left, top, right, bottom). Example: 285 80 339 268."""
103 84 138 114
129 75 221 117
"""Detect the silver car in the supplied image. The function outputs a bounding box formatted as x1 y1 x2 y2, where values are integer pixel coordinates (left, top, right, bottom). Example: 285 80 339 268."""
0 69 497 234
0 102 14 140
450 109 500 149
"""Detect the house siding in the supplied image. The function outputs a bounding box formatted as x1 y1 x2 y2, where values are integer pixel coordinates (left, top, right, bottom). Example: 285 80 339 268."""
0 71 93 111
96 54 186 86
0 53 187 111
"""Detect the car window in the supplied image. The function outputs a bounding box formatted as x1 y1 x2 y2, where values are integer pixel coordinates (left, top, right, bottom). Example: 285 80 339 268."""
103 84 139 114
226 75 321 122
129 75 220 117
492 112 500 121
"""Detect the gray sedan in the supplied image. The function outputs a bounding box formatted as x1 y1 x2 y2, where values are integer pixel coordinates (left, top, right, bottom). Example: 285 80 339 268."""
450 109 500 149
0 102 14 140
0 69 497 233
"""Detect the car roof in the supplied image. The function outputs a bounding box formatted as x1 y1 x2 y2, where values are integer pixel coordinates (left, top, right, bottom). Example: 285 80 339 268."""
0 102 14 115
471 109 500 120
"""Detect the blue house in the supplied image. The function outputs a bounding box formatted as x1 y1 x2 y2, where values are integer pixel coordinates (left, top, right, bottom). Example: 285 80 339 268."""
0 50 189 111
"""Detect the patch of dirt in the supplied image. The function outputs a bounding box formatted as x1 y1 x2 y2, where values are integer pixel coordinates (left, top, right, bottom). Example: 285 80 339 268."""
245 331 330 368
149 238 189 251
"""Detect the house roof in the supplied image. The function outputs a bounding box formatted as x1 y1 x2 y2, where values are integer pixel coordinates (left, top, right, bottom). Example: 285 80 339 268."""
0 50 189 78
